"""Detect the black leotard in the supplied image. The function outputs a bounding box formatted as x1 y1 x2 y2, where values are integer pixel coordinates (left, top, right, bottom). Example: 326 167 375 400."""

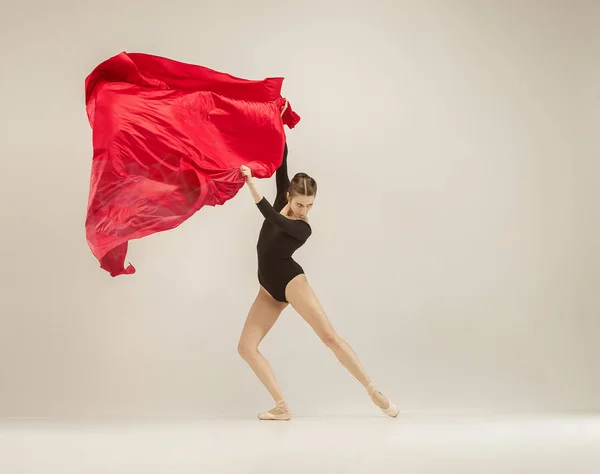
255 144 312 302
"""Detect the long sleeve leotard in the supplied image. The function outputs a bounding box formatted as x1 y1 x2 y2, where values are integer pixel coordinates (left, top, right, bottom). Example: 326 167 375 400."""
255 143 311 302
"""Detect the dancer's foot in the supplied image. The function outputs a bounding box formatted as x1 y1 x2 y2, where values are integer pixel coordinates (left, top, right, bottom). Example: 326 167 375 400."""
258 400 292 421
366 383 399 418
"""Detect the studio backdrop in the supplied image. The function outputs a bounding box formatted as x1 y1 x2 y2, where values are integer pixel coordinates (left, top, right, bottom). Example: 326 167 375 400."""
0 0 598 419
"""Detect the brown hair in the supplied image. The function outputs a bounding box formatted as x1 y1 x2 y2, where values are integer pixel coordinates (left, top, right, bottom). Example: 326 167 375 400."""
289 173 317 198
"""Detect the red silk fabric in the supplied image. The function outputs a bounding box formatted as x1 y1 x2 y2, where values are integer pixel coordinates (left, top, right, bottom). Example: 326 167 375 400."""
84 52 300 276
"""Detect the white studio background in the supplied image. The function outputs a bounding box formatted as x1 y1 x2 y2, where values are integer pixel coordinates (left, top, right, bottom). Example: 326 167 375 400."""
0 0 598 420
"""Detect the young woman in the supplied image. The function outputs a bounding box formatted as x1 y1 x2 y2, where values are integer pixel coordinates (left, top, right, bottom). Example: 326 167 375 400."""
238 144 399 420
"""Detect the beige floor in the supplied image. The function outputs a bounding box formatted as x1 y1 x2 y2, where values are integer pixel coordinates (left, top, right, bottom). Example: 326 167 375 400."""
1 412 599 473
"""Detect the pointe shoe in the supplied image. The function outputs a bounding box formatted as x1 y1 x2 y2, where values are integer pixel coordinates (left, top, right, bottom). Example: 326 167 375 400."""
258 400 292 421
366 382 399 418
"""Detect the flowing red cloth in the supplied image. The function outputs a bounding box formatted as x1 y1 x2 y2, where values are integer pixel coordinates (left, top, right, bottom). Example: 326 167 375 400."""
84 52 300 276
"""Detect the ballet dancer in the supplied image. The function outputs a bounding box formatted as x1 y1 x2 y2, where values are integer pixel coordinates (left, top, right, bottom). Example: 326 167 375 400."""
238 141 399 421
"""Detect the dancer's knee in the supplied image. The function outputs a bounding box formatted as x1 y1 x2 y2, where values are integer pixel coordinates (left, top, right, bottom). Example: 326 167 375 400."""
237 340 258 360
320 330 341 349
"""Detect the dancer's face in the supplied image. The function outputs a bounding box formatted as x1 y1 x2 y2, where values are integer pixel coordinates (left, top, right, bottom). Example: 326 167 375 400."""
287 193 315 219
